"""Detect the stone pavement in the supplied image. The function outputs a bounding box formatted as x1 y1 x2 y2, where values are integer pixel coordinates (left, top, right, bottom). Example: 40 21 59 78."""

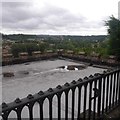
104 105 120 119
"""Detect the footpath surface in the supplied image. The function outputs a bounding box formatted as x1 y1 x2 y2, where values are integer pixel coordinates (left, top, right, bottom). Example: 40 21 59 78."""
105 105 120 119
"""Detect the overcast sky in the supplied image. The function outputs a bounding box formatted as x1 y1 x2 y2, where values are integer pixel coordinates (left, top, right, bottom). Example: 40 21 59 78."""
1 0 120 35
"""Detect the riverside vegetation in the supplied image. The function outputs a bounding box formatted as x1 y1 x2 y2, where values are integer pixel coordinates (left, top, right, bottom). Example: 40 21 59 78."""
2 16 120 61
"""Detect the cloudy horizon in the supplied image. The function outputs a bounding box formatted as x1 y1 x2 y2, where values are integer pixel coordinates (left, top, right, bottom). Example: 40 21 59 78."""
1 0 120 35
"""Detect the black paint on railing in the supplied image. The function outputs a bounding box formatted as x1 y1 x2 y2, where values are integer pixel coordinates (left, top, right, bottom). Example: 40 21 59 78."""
0 68 120 120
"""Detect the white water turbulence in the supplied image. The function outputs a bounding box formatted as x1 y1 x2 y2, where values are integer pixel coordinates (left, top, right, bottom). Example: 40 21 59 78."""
75 67 78 71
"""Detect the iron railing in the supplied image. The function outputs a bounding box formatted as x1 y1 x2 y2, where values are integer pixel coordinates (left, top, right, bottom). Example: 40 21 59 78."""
1 68 120 120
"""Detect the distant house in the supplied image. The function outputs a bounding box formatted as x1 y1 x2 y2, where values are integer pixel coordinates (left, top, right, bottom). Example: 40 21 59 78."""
2 48 9 54
44 50 57 57
57 49 64 55
46 50 54 53
91 53 101 61
2 45 11 54
78 52 86 55
78 52 86 56
66 50 74 54
107 55 116 63
49 44 55 47
2 54 13 62
32 51 41 58
19 52 28 60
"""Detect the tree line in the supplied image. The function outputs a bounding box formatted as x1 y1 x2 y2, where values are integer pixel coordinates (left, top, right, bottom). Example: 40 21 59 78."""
2 16 120 60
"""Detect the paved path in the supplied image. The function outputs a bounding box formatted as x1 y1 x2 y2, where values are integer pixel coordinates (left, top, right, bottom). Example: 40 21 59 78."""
105 105 120 119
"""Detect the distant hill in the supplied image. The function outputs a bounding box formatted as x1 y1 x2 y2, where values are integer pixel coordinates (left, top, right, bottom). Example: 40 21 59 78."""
2 33 107 42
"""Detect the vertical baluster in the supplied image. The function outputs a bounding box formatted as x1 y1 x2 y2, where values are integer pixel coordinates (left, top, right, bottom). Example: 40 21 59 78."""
29 106 33 120
17 110 22 120
83 84 87 119
119 71 120 103
65 91 69 120
115 71 119 105
93 80 97 120
2 116 8 120
88 81 93 120
39 103 43 120
72 88 75 120
77 86 82 120
102 76 106 114
49 98 53 120
97 77 102 117
112 72 116 107
109 74 113 110
2 111 10 120
105 75 109 112
57 95 61 120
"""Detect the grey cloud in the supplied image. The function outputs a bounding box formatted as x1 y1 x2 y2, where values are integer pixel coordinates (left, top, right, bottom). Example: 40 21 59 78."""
2 2 32 8
2 2 105 35
2 2 34 23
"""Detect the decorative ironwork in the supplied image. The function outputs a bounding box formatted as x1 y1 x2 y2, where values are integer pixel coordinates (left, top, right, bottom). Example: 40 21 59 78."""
0 68 120 120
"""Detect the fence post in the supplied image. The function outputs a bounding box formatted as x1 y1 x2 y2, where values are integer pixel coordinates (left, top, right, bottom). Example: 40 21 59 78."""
119 70 120 104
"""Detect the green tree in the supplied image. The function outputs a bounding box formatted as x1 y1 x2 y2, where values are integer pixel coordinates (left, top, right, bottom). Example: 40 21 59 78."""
25 43 39 56
105 16 120 60
11 43 27 57
39 43 48 53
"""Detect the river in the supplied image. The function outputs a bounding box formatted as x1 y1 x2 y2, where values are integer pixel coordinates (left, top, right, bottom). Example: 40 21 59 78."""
2 59 106 118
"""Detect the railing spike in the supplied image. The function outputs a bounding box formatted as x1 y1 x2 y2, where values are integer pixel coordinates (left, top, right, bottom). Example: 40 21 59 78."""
89 74 94 78
27 94 34 99
94 73 101 76
38 91 44 95
14 98 22 103
78 78 83 82
56 85 62 89
64 82 70 86
83 76 88 80
71 80 76 84
2 102 8 108
48 88 53 92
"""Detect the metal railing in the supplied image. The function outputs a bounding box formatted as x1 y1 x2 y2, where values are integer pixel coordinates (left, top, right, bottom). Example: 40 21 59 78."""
1 68 120 120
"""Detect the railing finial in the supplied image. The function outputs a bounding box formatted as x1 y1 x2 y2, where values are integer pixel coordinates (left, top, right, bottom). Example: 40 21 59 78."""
78 78 83 82
56 85 62 89
83 76 88 80
71 80 76 84
48 88 53 92
64 82 70 86
2 102 8 108
27 94 34 99
89 74 94 78
14 98 22 103
38 91 44 95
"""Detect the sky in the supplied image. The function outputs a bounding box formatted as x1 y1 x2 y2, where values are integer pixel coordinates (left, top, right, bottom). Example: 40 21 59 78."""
1 0 120 35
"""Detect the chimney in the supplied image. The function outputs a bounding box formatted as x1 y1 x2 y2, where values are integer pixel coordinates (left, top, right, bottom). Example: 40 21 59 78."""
118 1 120 20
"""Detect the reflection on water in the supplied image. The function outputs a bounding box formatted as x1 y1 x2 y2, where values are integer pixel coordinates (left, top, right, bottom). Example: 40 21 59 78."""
2 59 106 118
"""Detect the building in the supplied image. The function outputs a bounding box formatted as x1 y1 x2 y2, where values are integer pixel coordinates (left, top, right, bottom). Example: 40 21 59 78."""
66 50 74 54
2 45 11 54
107 55 116 63
19 52 28 60
78 52 86 59
2 54 13 62
32 51 41 58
